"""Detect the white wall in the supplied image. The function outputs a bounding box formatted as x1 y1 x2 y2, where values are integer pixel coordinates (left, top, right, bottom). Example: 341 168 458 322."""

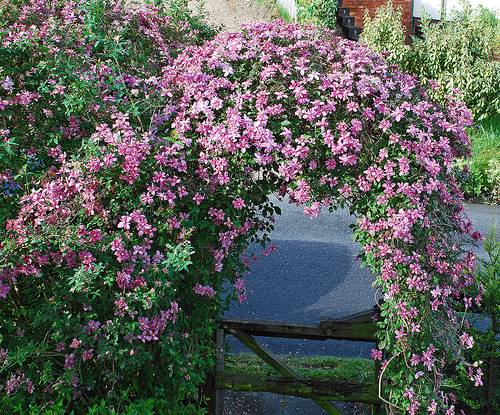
413 0 500 19
277 0 298 20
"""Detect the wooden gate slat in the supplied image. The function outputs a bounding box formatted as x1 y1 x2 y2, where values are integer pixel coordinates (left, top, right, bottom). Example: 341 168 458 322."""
221 318 376 341
215 373 378 404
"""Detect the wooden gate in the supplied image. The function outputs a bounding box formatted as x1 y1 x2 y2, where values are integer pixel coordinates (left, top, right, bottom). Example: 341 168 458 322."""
203 307 383 415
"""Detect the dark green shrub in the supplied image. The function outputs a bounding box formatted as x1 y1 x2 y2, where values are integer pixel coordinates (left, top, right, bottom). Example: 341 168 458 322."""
458 228 499 412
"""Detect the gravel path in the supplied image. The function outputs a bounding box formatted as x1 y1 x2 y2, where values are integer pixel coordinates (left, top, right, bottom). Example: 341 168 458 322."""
190 0 276 31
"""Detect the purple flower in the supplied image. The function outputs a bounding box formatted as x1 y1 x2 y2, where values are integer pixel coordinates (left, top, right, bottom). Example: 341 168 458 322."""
193 284 216 298
232 198 246 209
64 353 76 369
0 283 10 299
1 77 14 92
0 348 8 364
82 349 94 361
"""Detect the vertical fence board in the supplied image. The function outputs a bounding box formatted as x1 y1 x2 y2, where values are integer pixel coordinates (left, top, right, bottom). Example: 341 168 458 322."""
215 329 225 415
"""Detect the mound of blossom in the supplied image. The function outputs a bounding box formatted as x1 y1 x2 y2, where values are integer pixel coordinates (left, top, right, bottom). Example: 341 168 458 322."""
0 10 482 415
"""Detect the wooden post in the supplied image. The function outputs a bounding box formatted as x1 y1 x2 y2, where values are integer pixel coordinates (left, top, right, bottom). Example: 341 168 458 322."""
372 302 384 415
371 399 384 415
202 329 225 415
216 373 378 403
202 372 216 415
215 328 225 415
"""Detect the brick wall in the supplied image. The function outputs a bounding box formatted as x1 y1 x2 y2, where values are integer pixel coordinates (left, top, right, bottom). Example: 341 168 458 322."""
341 0 413 40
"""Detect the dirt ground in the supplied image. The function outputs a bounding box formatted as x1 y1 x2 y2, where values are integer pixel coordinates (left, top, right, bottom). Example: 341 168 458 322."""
189 0 276 31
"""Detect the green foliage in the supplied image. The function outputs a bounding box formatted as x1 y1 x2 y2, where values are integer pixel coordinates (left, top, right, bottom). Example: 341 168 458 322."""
360 1 500 121
456 116 500 203
297 0 338 28
0 396 208 415
458 228 499 412
411 4 500 121
360 0 410 65
0 0 217 413
475 228 499 322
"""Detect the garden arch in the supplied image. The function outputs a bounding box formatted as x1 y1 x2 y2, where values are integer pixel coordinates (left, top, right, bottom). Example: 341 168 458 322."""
2 21 480 415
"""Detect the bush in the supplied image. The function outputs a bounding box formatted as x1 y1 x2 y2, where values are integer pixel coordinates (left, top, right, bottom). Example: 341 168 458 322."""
297 0 338 28
455 116 500 203
0 15 484 415
0 0 216 229
0 0 216 413
360 1 500 121
359 0 410 65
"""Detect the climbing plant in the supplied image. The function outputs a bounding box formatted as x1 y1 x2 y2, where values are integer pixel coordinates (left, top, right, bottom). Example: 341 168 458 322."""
0 4 482 414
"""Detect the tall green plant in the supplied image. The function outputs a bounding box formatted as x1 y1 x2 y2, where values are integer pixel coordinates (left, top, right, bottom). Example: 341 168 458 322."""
411 4 499 120
360 0 410 65
297 0 338 28
360 1 500 121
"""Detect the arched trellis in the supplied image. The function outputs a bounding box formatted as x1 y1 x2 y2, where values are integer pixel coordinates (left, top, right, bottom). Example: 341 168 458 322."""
1 22 480 414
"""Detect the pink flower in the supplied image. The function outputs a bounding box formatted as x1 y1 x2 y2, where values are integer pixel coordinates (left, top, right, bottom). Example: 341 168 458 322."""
379 119 392 132
78 251 95 271
427 401 438 415
371 349 383 361
82 349 94 361
234 278 247 303
459 332 474 349
2 77 14 92
70 338 81 349
193 193 205 205
422 344 436 370
473 368 483 386
117 214 132 230
232 198 246 209
395 328 406 340
0 348 8 364
0 283 10 299
303 202 321 218
85 320 101 334
262 244 277 256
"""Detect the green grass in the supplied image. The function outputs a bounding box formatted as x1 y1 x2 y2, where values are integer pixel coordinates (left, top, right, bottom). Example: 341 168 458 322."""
469 116 500 169
459 115 500 203
225 353 375 383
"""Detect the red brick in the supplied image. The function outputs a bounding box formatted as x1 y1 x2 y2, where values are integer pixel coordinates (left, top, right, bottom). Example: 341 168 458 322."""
341 0 413 41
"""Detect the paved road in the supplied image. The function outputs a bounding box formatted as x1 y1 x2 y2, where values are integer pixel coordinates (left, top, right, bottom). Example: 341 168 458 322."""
223 200 499 414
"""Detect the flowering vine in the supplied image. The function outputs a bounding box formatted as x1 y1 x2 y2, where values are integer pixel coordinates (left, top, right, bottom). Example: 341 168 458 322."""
0 2 481 413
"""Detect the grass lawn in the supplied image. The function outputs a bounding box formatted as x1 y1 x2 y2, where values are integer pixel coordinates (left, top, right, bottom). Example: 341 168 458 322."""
460 115 500 203
470 116 500 171
225 353 375 382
